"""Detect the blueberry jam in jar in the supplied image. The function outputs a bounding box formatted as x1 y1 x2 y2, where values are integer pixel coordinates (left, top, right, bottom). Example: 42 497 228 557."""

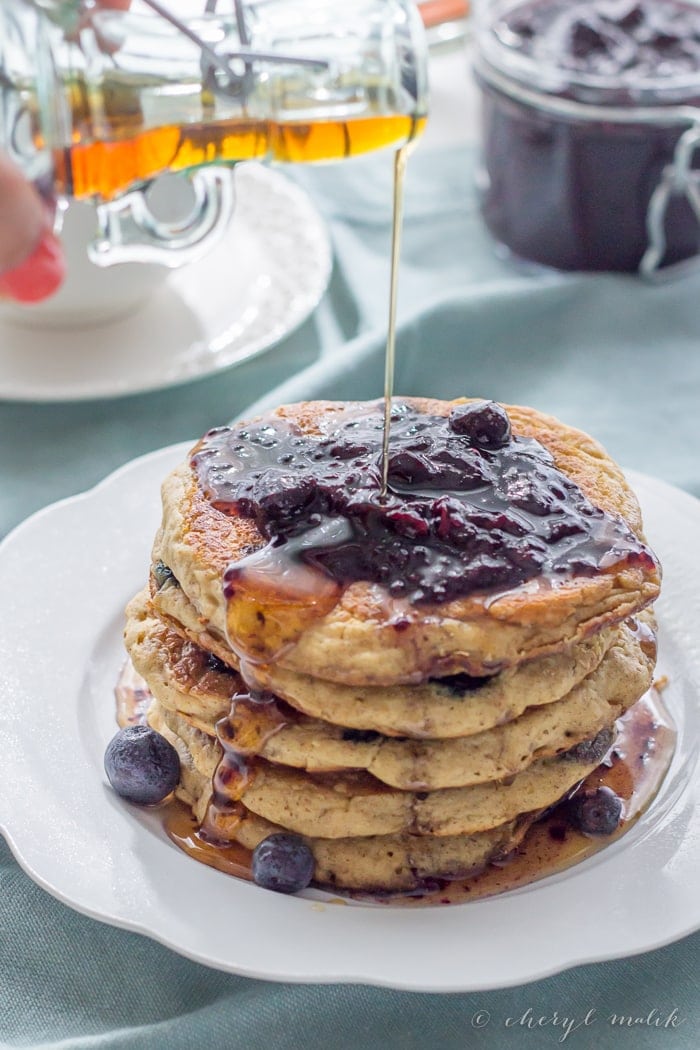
474 0 700 272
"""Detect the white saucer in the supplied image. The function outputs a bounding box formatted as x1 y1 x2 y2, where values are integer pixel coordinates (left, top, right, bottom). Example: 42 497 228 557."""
0 449 698 990
0 165 332 402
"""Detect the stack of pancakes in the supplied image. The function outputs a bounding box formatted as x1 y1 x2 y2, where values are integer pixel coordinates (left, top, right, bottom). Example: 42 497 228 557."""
124 398 660 893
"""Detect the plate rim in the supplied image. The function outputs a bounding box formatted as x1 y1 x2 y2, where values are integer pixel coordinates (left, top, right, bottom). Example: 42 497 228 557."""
1 450 699 992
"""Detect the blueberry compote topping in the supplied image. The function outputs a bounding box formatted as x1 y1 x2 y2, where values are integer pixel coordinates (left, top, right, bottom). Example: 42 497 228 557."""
192 401 654 606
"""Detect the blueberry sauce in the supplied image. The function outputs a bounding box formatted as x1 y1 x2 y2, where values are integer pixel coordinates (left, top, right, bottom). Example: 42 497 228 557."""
192 400 655 607
477 0 700 271
497 0 700 83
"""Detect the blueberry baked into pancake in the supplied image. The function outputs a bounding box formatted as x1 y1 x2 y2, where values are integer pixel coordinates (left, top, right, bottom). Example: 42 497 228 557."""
107 397 669 899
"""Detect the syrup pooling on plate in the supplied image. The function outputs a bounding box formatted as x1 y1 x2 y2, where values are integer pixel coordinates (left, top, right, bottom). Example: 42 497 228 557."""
192 400 657 661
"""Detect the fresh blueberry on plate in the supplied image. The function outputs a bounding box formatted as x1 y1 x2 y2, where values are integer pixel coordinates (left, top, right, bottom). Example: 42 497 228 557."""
104 724 180 806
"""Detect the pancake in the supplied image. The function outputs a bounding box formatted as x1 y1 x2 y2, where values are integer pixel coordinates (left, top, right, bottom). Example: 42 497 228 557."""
133 585 617 739
143 720 542 892
126 589 233 725
137 614 653 790
153 398 660 686
150 700 608 838
147 712 539 891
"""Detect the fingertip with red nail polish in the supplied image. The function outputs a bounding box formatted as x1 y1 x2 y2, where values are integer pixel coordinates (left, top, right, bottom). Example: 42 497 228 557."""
0 228 66 304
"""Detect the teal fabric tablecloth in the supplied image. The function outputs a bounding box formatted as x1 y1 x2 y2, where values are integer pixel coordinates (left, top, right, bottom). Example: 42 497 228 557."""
1 144 699 1048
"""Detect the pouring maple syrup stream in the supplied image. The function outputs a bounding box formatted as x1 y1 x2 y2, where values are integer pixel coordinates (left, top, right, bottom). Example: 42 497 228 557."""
380 144 412 497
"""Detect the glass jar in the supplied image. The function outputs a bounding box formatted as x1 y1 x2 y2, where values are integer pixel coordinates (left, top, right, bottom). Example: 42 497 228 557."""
473 0 700 274
1 0 428 265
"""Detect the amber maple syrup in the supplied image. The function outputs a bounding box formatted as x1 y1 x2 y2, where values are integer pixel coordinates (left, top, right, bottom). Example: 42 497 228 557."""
201 694 290 842
54 112 426 201
222 532 343 666
165 801 254 882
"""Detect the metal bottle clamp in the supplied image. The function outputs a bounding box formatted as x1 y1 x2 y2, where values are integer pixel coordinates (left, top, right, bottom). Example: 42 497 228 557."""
56 0 331 266
143 0 329 97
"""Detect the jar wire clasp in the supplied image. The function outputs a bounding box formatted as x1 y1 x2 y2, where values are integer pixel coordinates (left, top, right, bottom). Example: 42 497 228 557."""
141 0 330 99
641 121 700 279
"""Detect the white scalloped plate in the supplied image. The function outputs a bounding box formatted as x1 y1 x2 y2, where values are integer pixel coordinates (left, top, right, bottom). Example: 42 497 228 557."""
0 447 698 991
0 165 331 402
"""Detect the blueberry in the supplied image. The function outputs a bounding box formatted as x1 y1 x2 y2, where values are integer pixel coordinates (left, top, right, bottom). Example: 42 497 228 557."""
568 786 623 836
432 672 491 695
545 517 586 542
329 441 371 460
563 727 615 765
257 475 318 523
501 475 554 516
385 507 431 538
448 401 512 449
104 725 180 806
610 3 645 31
386 450 432 485
152 561 177 590
568 18 611 58
251 833 315 894
341 728 381 743
206 651 231 675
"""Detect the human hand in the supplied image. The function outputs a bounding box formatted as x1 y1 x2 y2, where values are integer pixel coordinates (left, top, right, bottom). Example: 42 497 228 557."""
0 154 65 304
0 1 132 304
